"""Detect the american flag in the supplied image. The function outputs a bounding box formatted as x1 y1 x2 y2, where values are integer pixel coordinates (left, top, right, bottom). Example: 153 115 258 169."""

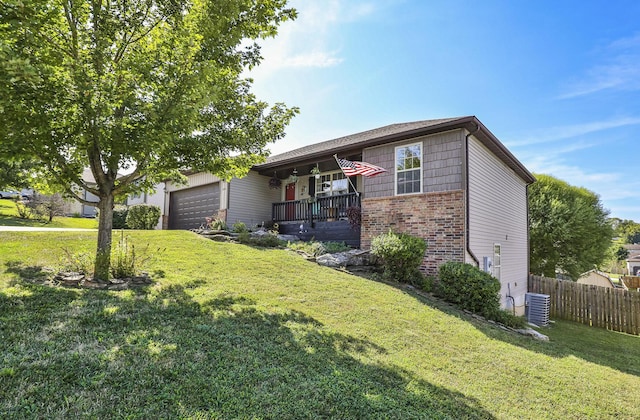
337 158 387 177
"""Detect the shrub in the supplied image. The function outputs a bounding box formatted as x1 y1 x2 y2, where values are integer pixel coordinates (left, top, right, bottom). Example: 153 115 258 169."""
237 232 283 248
437 262 501 318
491 310 527 329
371 230 427 284
112 205 129 229
323 241 350 253
14 201 33 219
232 221 249 233
60 248 94 274
110 233 163 278
206 217 228 231
126 204 161 230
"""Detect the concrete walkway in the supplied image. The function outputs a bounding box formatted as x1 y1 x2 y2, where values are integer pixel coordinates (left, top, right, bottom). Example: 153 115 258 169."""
0 226 97 232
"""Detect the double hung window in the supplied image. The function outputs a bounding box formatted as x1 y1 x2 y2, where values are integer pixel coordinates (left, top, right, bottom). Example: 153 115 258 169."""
395 143 422 195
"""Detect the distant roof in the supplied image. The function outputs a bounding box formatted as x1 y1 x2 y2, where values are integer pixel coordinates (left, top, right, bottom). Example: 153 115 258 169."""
255 116 535 184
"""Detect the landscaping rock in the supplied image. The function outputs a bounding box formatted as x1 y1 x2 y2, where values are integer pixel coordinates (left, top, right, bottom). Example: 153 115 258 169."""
81 278 109 289
316 249 377 268
516 328 550 341
316 252 350 268
54 272 84 286
203 234 233 242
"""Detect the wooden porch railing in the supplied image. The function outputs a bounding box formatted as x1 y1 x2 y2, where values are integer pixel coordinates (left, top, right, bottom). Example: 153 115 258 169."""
272 192 361 223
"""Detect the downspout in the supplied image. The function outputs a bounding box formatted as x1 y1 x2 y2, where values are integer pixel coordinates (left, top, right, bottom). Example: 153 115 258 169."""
465 124 480 267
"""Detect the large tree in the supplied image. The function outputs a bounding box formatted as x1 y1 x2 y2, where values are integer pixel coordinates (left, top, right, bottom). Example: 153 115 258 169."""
0 0 298 279
529 174 613 280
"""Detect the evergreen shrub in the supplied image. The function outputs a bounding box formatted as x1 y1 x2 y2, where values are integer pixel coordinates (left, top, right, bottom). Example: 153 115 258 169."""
126 204 161 230
437 261 501 318
112 205 129 229
371 230 426 284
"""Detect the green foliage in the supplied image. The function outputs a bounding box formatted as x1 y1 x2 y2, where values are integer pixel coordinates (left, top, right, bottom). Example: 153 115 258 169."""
112 205 129 229
0 0 298 281
207 218 228 231
491 310 527 329
529 174 613 280
60 249 95 275
437 262 501 318
232 221 249 233
371 230 427 284
126 204 161 230
2 231 640 418
238 233 283 248
14 201 32 220
288 241 350 257
323 241 351 253
110 233 161 279
611 218 640 244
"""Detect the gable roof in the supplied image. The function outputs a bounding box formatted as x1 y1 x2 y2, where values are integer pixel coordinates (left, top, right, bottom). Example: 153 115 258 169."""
255 116 535 184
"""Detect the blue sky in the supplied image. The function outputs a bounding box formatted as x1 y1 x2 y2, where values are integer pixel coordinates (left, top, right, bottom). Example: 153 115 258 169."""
247 0 640 222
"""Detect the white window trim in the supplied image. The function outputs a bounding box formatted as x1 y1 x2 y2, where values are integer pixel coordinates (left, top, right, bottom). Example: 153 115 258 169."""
394 142 423 195
316 170 349 197
493 243 502 280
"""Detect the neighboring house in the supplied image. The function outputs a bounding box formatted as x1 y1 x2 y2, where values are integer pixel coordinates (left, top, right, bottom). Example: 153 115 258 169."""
163 116 535 313
65 168 101 217
577 270 618 289
625 245 640 275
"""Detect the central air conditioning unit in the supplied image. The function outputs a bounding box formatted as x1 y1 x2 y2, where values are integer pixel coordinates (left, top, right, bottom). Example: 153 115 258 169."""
525 293 550 327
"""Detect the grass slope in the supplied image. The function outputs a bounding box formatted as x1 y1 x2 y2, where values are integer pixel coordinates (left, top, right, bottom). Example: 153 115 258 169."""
0 199 98 229
1 231 639 419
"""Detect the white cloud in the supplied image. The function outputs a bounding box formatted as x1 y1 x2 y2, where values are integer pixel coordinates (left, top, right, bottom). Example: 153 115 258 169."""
559 32 640 99
507 117 640 147
249 1 377 75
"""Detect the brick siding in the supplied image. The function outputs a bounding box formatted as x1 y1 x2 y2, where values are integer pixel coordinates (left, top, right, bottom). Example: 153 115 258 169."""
361 190 465 276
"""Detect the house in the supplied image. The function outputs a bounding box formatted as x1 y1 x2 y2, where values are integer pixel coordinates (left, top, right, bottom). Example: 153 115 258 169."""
162 116 535 314
577 270 618 289
625 245 640 275
58 168 100 217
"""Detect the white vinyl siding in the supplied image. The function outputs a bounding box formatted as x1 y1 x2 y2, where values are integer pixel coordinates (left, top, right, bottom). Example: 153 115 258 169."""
227 170 282 228
467 136 529 313
395 143 422 195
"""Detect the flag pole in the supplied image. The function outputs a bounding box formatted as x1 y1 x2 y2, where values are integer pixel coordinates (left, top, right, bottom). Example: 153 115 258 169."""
334 154 360 197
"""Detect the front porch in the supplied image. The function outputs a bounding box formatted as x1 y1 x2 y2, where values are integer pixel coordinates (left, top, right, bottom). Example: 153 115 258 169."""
272 192 361 223
272 192 361 247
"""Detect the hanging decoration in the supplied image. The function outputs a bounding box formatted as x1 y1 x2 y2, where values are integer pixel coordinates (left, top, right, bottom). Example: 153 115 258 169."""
269 172 281 189
310 164 321 179
289 168 299 183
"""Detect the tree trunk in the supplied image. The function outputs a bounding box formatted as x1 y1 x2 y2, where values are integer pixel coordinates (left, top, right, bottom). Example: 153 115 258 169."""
94 194 115 280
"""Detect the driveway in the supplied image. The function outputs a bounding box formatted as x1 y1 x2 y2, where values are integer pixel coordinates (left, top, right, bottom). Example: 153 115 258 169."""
0 226 97 232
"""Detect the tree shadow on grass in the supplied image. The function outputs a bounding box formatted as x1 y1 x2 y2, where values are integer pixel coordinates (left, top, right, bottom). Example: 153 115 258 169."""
0 268 496 419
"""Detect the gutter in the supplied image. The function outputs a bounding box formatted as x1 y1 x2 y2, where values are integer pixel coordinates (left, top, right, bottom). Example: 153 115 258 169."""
465 124 480 267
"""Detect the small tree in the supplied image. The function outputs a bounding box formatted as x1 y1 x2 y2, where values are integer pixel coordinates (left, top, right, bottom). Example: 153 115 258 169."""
0 0 298 279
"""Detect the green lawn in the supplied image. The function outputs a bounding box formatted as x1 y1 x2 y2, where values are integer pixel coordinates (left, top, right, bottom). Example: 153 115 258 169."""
1 231 639 419
0 198 98 229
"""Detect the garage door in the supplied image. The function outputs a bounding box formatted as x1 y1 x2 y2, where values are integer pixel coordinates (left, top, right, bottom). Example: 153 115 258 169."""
168 183 220 230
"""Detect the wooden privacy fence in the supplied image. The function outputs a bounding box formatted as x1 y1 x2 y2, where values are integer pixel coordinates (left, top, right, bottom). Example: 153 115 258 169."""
528 275 640 335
